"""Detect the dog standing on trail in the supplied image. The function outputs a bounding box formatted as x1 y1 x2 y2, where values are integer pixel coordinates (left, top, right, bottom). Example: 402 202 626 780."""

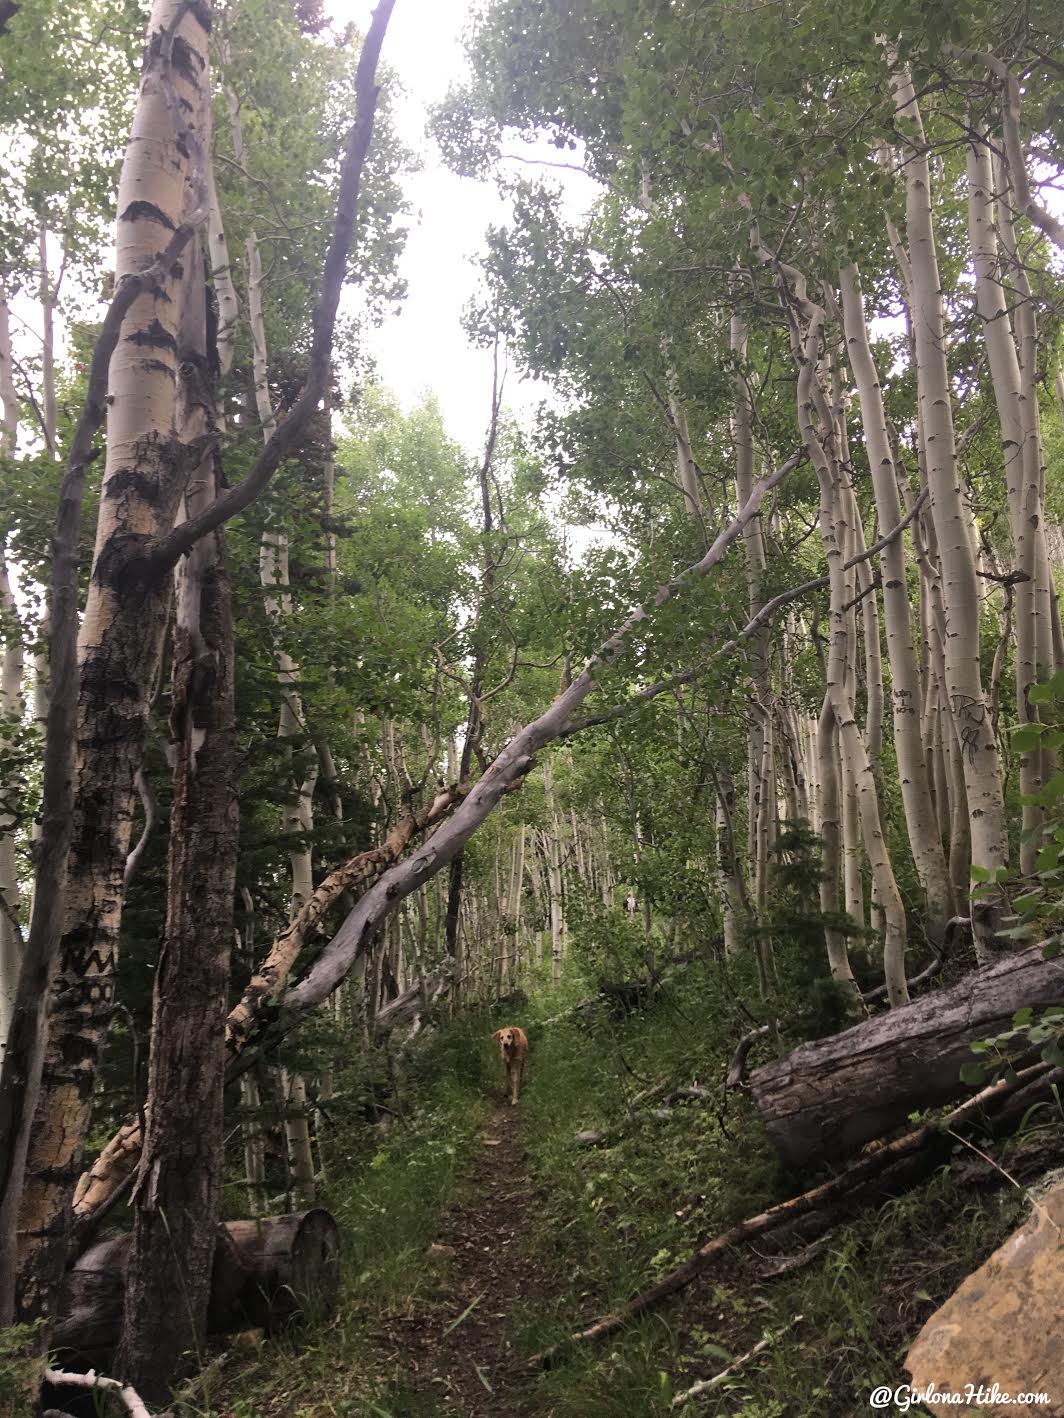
492 1026 528 1105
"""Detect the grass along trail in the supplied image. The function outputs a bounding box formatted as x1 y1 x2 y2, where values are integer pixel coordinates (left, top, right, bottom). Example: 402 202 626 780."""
381 1100 556 1416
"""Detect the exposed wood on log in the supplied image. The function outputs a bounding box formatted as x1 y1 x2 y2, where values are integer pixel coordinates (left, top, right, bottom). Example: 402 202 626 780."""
53 1211 339 1364
749 943 1064 1168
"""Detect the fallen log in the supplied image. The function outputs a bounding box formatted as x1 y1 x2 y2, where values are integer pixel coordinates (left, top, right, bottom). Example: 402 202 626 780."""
528 1063 1054 1368
53 1210 339 1365
748 943 1064 1169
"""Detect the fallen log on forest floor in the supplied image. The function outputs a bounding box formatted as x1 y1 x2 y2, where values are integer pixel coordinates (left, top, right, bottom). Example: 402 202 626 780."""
53 1210 339 1367
748 942 1064 1169
528 1062 1060 1368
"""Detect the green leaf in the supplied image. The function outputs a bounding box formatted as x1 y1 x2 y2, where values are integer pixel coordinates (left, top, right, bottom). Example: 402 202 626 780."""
1012 723 1043 751
959 1062 987 1087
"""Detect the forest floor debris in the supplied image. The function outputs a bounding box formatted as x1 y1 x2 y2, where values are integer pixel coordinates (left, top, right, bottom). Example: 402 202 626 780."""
378 1102 556 1416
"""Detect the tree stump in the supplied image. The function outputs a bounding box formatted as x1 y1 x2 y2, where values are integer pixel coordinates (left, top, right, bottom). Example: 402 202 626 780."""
225 1208 342 1328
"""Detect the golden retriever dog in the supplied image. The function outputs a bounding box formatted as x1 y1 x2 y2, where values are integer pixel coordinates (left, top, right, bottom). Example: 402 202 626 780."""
492 1026 529 1106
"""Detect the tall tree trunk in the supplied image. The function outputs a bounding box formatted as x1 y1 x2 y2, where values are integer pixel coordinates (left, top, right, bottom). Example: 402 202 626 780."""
966 136 1047 871
0 280 18 450
890 65 1007 949
116 237 239 1401
0 555 23 1055
37 225 58 457
13 0 211 1330
839 263 951 937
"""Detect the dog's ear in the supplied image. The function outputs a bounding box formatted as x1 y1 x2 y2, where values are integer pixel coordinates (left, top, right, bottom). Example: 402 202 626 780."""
492 1029 503 1041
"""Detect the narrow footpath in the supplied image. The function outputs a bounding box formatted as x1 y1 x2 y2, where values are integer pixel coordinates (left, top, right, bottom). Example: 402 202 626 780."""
382 1102 556 1416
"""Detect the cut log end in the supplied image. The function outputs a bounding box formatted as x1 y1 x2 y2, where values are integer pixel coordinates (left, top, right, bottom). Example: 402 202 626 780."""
54 1210 341 1365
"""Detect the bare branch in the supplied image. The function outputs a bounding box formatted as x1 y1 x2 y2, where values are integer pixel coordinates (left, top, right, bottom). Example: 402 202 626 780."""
149 0 397 569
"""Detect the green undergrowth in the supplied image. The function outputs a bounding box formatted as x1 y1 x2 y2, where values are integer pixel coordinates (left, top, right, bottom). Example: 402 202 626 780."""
494 963 1036 1417
186 1012 502 1418
192 965 1044 1416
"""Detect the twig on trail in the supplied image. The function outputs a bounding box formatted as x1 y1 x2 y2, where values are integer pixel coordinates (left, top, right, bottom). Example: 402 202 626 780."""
442 1292 485 1337
528 1062 1051 1368
43 1370 153 1418
670 1314 804 1408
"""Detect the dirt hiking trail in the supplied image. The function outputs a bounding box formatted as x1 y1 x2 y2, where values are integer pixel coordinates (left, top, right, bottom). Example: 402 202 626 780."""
381 1102 557 1416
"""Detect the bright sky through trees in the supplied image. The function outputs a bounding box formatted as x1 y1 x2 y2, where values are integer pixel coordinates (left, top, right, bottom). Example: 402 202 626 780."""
342 0 596 450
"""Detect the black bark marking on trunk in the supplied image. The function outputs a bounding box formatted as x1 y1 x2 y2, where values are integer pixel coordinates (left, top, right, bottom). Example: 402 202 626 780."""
170 34 203 81
119 200 176 230
137 358 176 380
124 318 177 352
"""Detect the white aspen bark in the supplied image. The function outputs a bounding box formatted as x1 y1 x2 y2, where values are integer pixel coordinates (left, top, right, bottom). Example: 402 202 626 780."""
891 66 1007 945
543 761 565 985
804 714 821 836
668 391 703 523
993 145 1056 816
206 163 239 376
732 312 773 911
839 745 865 930
945 693 972 909
240 1073 266 1217
840 264 951 936
0 281 19 452
14 0 212 1327
38 226 58 457
815 697 857 991
0 556 23 1055
966 139 1046 868
851 517 884 763
280 1066 315 1209
796 314 908 1003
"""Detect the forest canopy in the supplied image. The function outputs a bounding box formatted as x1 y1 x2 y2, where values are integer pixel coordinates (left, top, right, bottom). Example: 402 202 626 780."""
1 0 1064 1411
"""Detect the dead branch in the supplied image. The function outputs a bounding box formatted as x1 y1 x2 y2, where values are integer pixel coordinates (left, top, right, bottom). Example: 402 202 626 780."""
43 1370 152 1418
670 1314 804 1408
529 1062 1051 1367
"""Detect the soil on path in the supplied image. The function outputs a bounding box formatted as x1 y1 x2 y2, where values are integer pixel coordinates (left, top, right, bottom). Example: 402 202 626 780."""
383 1101 556 1416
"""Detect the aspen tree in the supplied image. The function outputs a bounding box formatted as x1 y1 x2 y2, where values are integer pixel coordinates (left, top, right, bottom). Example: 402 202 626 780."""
889 66 1007 946
116 237 239 1398
839 263 952 936
0 556 23 1056
14 0 214 1327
